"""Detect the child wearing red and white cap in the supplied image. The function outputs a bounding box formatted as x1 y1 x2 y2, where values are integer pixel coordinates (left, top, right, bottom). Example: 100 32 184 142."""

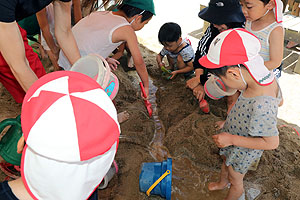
199 29 281 200
186 0 246 114
0 71 120 200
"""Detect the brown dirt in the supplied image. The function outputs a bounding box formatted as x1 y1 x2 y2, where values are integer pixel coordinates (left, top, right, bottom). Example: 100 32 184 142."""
0 40 300 200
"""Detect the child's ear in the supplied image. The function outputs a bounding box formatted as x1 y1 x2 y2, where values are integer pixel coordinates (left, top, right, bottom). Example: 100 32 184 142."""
227 68 241 80
177 37 182 44
266 0 276 9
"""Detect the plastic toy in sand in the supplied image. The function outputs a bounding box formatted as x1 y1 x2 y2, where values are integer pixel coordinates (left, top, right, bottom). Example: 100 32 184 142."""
161 66 172 80
71 54 119 100
204 74 237 100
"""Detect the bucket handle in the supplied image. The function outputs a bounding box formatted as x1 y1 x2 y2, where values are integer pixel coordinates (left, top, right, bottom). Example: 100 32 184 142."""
146 170 170 196
0 119 21 134
91 54 111 89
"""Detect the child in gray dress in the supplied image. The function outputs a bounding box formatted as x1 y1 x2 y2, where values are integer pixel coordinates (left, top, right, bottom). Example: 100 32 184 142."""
199 28 281 200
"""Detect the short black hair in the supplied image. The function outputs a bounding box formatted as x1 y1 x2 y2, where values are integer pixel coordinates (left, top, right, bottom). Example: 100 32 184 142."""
224 22 245 29
158 22 181 44
260 0 270 5
118 4 153 22
207 64 246 77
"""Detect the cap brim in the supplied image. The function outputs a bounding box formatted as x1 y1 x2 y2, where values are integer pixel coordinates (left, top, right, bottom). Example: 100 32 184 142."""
244 55 274 86
198 7 245 25
22 142 117 199
198 55 223 69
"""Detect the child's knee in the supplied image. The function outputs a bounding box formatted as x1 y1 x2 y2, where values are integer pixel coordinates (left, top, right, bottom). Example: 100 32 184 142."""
176 55 185 68
227 166 244 186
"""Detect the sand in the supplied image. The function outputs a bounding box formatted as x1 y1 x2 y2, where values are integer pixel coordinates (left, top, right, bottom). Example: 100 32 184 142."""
1 23 300 200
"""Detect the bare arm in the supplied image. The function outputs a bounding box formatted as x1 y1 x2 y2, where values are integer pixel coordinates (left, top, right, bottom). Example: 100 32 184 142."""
186 68 203 89
156 53 164 68
0 22 37 91
213 132 279 150
112 25 149 97
111 42 126 60
265 26 284 70
54 1 80 65
72 0 82 24
170 59 194 79
36 8 60 56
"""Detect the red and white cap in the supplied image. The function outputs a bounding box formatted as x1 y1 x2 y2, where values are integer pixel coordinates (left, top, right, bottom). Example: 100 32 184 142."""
21 71 120 200
274 0 283 23
199 28 274 86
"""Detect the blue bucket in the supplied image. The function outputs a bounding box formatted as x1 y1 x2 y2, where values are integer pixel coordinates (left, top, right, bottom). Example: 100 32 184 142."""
139 158 172 200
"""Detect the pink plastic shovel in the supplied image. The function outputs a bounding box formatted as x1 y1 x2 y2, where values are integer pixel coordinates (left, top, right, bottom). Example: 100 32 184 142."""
139 82 153 117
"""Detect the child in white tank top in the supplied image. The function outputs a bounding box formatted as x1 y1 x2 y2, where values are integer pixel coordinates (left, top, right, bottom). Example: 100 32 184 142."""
58 0 155 98
240 0 284 78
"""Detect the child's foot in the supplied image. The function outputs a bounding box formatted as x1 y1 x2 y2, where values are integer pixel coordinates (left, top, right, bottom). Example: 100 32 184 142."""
127 57 135 69
117 111 129 123
286 41 299 49
199 99 210 113
208 181 229 191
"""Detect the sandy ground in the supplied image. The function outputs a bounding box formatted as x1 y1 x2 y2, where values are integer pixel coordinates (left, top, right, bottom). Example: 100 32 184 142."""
0 2 300 199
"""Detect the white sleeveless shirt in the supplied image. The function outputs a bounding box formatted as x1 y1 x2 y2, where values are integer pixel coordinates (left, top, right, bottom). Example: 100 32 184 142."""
58 11 129 70
245 21 282 62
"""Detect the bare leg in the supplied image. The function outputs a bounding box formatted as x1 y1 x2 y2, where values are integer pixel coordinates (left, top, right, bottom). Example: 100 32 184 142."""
208 160 229 191
166 55 175 70
225 166 245 200
127 55 134 68
46 50 61 71
38 35 47 59
176 54 185 70
117 111 129 123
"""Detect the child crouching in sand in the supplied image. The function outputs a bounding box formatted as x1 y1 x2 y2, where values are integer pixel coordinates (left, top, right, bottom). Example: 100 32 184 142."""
156 22 194 80
199 29 281 200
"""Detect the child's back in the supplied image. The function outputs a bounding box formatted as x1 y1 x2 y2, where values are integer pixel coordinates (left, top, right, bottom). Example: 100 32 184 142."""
58 11 128 70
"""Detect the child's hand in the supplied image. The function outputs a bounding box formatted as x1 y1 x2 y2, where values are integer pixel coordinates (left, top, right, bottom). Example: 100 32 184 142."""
186 77 200 90
140 86 149 100
212 132 234 148
193 84 204 100
215 120 225 130
158 62 165 68
106 57 120 71
170 70 178 79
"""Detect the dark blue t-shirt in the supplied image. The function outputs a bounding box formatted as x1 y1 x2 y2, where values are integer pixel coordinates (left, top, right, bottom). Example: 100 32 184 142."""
0 0 71 22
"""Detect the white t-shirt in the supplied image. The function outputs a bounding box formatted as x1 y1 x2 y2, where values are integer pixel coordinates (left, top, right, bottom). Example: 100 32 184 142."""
58 11 129 70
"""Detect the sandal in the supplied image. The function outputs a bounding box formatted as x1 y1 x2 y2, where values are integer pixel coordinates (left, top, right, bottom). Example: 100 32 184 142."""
286 41 300 49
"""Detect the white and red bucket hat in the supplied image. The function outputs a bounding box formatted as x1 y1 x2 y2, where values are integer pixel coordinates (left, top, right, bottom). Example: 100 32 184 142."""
21 71 120 200
199 28 274 86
